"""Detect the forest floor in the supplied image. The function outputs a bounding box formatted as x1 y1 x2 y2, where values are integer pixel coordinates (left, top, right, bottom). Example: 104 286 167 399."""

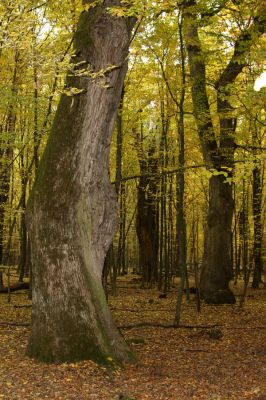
0 273 265 400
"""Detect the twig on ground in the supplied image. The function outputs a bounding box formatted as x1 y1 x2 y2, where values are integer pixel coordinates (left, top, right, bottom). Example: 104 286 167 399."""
0 322 30 327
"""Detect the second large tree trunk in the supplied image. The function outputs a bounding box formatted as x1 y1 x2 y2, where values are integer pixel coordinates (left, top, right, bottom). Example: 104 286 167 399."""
200 175 235 304
183 1 265 304
26 2 135 364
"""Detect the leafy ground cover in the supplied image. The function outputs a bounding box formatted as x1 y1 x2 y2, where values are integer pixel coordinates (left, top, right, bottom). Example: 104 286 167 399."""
0 274 265 399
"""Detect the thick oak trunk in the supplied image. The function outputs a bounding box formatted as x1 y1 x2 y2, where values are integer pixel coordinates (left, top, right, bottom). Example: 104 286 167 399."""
26 2 135 364
200 175 235 304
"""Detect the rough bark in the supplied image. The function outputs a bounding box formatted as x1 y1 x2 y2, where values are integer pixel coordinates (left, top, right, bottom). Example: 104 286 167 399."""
26 1 135 364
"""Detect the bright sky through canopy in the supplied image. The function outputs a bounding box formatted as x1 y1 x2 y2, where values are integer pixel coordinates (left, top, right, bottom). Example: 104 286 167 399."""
254 71 266 91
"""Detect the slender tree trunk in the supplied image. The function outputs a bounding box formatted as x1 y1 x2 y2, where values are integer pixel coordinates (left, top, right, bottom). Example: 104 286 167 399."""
121 184 127 275
158 183 164 291
18 183 27 282
0 51 19 264
33 65 39 172
26 2 135 364
160 101 169 292
233 185 240 284
194 215 201 312
240 180 249 282
163 175 169 293
252 166 263 288
175 15 187 304
103 88 125 295
168 176 173 281
0 271 3 288
116 88 125 276
18 121 27 282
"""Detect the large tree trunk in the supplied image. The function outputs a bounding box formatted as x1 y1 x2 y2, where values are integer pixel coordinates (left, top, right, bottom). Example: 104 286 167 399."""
183 6 235 303
26 1 135 364
200 175 235 303
183 1 265 304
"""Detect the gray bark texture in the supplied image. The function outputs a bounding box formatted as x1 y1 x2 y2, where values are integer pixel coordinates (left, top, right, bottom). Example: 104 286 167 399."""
26 1 135 364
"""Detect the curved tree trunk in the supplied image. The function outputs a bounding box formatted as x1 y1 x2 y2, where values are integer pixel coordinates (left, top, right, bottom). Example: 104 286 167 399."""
26 2 135 364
